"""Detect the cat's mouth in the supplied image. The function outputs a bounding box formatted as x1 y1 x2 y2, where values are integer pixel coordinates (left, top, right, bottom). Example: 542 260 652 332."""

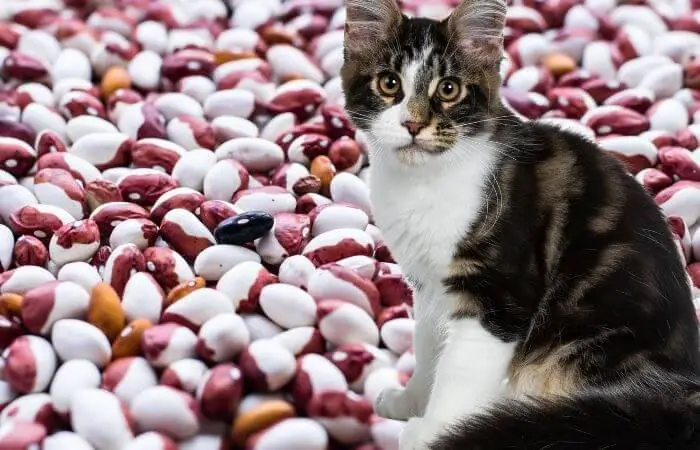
396 142 447 154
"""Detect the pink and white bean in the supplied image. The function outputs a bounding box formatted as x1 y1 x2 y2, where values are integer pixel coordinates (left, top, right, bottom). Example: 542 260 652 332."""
123 432 178 450
172 150 217 192
21 104 67 142
38 152 102 185
43 431 94 450
150 188 205 224
211 116 259 142
3 335 57 394
49 359 101 416
143 246 195 290
255 212 311 265
160 358 209 395
0 316 24 352
130 386 200 440
196 313 250 363
238 339 296 392
51 319 112 367
110 218 158 250
308 390 373 445
335 256 381 280
371 418 405 450
375 273 414 307
103 243 146 295
267 45 325 84
21 280 89 335
380 318 415 356
0 137 37 177
215 138 285 173
195 363 244 421
291 353 348 413
0 266 56 294
216 261 278 313
0 184 38 224
66 116 118 142
154 93 204 121
202 158 250 201
90 201 149 236
122 272 165 324
57 262 102 294
318 300 380 347
259 283 317 329
267 80 327 120
647 98 689 133
309 203 369 236
58 91 106 120
0 421 47 448
131 138 186 174
327 343 395 392
160 209 215 262
0 225 13 271
117 169 180 207
204 89 256 119
34 168 87 219
234 186 297 215
142 323 198 369
308 263 381 317
271 326 326 357
0 393 56 430
194 245 261 281
178 76 217 104
69 132 132 171
247 418 329 450
166 115 216 151
278 255 316 289
271 163 311 192
656 181 700 227
70 388 134 449
162 288 234 332
330 173 372 217
598 136 659 173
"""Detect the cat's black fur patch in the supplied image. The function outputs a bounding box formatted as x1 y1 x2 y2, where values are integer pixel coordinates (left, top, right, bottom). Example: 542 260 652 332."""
432 373 700 449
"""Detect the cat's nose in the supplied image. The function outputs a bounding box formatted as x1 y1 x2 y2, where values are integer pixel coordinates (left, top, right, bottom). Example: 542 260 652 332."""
402 121 426 136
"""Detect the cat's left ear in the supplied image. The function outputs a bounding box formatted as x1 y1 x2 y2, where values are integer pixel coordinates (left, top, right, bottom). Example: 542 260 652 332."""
446 0 507 66
344 0 403 54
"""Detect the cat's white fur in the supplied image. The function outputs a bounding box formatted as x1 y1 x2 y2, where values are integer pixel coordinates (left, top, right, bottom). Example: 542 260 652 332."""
364 50 517 449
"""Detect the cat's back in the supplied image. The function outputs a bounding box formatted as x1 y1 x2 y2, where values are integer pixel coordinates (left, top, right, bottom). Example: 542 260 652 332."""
512 118 680 261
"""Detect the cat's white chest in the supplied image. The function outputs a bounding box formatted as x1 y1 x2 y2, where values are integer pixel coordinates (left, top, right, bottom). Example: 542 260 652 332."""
369 143 499 288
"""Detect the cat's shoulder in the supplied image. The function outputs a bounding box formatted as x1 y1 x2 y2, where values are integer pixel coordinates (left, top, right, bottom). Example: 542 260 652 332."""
507 118 618 164
520 119 598 149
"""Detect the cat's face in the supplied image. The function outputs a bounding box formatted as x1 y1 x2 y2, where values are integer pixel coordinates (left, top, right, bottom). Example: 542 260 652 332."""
341 0 507 165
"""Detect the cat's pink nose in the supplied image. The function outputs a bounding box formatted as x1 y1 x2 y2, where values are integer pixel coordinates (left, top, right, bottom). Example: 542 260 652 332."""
402 121 426 136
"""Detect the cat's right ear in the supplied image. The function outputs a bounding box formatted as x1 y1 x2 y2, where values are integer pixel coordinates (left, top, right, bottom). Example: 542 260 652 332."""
344 0 403 54
446 0 507 66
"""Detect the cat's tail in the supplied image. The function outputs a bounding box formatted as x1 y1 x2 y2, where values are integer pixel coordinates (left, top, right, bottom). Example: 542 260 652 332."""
431 379 700 450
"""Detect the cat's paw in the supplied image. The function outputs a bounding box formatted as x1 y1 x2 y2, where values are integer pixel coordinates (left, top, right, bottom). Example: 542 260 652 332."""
375 387 418 421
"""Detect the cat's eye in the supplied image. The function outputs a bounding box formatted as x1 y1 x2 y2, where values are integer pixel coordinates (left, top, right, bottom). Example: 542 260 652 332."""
436 78 462 102
377 72 402 97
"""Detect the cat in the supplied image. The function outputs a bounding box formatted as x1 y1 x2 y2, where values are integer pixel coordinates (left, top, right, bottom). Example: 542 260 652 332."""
340 0 700 449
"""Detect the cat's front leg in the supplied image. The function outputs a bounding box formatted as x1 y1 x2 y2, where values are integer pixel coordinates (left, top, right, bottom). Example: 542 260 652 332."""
404 316 517 449
375 288 448 420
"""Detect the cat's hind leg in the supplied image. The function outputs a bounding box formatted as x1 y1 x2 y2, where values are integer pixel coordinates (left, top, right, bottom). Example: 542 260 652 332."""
402 316 516 449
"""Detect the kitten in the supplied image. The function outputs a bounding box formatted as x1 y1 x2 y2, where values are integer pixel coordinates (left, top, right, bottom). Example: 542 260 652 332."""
341 0 700 449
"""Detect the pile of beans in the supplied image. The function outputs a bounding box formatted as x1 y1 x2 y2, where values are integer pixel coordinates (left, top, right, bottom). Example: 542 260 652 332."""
0 0 699 448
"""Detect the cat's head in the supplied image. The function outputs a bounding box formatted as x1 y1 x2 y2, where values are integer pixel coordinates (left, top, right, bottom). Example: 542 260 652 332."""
341 0 507 166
